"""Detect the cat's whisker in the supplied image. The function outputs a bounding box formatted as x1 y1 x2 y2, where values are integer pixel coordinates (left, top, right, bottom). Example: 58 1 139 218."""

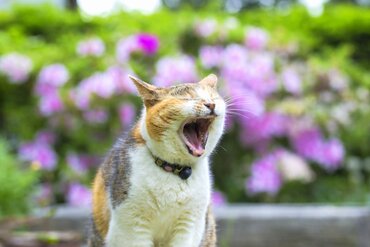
227 108 255 114
227 111 253 119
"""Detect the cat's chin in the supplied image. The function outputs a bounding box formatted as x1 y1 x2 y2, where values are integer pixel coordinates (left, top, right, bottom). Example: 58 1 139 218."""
179 116 215 158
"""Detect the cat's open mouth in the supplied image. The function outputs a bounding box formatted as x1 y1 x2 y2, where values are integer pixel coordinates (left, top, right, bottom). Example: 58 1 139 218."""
179 117 214 157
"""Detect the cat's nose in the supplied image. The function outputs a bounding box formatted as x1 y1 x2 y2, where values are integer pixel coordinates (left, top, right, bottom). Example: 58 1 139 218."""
204 103 215 112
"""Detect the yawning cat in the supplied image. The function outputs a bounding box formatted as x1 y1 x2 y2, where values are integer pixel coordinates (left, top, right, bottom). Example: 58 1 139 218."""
88 74 226 247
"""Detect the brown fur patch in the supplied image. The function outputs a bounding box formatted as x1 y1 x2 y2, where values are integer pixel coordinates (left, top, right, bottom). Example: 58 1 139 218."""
132 123 145 144
92 169 110 239
146 98 182 141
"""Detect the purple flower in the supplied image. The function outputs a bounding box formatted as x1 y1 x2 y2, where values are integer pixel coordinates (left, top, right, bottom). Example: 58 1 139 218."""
69 89 91 110
0 53 33 83
281 67 302 95
317 139 345 171
221 47 277 97
36 130 56 145
153 55 198 87
116 34 159 63
291 128 345 171
240 112 289 146
67 183 92 207
212 191 226 207
116 36 140 63
83 108 108 124
136 33 159 55
291 128 324 161
222 44 248 66
77 37 105 57
199 45 223 69
35 83 58 97
67 153 97 174
37 64 69 87
194 19 217 38
19 140 57 170
106 66 136 94
75 71 116 103
244 54 277 96
244 27 269 50
38 91 64 116
246 152 282 195
119 104 136 129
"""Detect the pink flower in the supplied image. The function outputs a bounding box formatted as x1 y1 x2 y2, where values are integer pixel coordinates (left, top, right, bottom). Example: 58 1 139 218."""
246 152 282 195
119 104 136 129
153 55 198 87
67 183 92 207
19 140 57 170
38 91 64 116
281 67 302 95
77 37 105 57
136 33 159 55
0 53 33 83
199 45 223 69
37 64 69 87
83 108 108 124
67 153 98 174
212 191 226 206
69 89 91 110
244 27 269 50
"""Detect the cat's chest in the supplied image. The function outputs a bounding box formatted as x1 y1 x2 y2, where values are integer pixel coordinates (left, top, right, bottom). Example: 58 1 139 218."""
120 147 210 212
129 149 210 207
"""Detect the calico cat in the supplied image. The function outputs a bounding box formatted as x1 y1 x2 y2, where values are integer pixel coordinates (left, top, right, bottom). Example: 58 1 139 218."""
88 74 226 247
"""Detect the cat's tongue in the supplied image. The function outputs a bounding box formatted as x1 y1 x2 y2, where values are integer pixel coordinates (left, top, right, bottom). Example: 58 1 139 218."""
183 124 205 157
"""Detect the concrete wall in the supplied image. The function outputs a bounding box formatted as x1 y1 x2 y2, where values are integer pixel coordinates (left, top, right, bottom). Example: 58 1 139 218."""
33 204 370 247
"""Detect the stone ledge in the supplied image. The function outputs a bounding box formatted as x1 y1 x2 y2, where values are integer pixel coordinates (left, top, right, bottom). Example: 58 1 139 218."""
33 204 370 247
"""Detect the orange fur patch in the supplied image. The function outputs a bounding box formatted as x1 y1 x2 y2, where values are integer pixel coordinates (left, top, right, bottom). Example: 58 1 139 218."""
92 169 110 238
146 98 182 141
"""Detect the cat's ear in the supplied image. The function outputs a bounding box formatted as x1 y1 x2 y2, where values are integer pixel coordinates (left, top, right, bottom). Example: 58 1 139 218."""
129 75 158 98
199 74 218 89
129 75 160 107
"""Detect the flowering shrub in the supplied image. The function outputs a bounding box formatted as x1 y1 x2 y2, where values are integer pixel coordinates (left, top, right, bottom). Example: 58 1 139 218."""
0 5 370 210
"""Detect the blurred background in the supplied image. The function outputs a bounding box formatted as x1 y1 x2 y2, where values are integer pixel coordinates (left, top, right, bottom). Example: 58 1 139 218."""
0 0 370 246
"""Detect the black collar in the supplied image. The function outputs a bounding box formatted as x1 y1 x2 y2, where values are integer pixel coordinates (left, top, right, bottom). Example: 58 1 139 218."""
154 157 192 180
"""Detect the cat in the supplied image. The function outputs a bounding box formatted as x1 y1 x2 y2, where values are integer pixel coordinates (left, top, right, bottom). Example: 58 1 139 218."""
88 74 226 247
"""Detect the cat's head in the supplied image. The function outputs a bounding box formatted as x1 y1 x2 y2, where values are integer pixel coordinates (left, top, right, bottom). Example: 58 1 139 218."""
130 74 226 165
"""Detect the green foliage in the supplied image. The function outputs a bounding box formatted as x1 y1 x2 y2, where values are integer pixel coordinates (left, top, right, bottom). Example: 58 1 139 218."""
0 139 38 217
0 4 370 205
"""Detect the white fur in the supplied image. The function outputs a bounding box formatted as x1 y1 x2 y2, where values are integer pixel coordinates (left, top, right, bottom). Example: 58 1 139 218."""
106 86 226 247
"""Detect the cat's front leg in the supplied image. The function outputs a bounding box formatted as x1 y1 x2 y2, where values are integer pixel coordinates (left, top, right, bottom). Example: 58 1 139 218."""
105 212 153 247
169 216 205 247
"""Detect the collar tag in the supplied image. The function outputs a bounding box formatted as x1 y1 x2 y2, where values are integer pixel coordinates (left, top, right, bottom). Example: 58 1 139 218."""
154 157 192 180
